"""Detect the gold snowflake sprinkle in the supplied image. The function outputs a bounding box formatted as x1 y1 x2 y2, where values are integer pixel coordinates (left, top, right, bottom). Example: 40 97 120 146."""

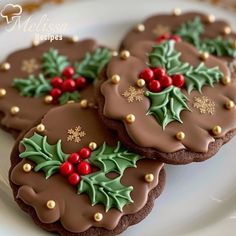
229 60 236 74
21 58 39 74
67 126 86 143
152 24 171 36
193 96 215 115
122 86 144 103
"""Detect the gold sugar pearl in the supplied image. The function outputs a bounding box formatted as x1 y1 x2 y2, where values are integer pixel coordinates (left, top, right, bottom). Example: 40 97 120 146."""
112 51 118 57
223 26 231 35
225 100 235 110
212 125 222 136
111 74 120 84
206 14 215 23
89 142 97 151
120 50 130 60
172 8 182 16
32 39 40 47
199 52 209 61
145 174 154 183
175 131 185 141
44 95 53 104
46 200 56 209
221 76 231 85
125 114 135 124
80 99 88 108
10 106 20 115
136 24 145 32
0 88 6 98
23 163 32 173
1 62 11 71
136 79 145 88
37 124 45 133
94 212 103 222
69 36 79 43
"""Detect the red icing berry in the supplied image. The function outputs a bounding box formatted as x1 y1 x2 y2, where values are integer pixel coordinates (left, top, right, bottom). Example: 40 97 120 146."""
153 68 166 79
77 161 91 175
51 77 63 88
50 88 62 99
62 79 76 92
172 74 185 88
148 80 161 92
169 35 182 43
139 68 154 83
79 147 91 159
68 173 80 185
68 153 80 164
59 162 74 176
159 75 173 88
156 34 169 44
62 66 75 78
75 77 87 90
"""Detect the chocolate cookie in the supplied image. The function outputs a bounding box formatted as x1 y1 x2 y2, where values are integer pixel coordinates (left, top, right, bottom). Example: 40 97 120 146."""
0 37 111 137
9 103 165 236
98 39 236 164
120 11 236 66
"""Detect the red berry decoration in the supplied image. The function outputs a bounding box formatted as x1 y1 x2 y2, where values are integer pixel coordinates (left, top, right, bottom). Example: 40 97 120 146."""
75 77 87 90
77 161 91 175
153 67 166 79
68 153 80 164
139 68 154 83
79 147 91 159
156 34 169 44
169 35 182 43
159 75 173 88
62 79 76 92
50 88 62 99
68 173 80 186
148 80 161 93
59 162 74 176
62 66 75 78
51 77 63 88
172 74 185 88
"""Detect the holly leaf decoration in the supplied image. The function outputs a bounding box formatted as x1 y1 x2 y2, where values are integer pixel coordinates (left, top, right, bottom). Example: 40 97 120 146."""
19 133 68 179
145 86 189 129
13 73 52 97
42 48 69 77
74 48 111 82
58 91 80 105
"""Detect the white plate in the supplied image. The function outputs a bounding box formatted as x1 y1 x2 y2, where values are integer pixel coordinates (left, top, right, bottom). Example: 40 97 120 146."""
1 0 236 235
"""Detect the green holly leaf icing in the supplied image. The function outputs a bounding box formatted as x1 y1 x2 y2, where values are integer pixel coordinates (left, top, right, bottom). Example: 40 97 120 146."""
74 48 112 82
42 48 69 78
13 73 52 97
145 86 189 128
19 133 68 179
58 91 80 105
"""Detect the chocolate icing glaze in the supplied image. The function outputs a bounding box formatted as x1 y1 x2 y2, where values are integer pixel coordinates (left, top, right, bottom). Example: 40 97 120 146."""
121 12 236 62
10 103 165 234
100 41 236 157
0 38 100 136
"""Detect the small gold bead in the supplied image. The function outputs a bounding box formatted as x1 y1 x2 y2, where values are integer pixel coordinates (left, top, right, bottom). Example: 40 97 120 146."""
221 76 231 85
136 79 145 88
223 26 231 35
0 88 6 98
136 24 145 32
125 114 135 124
94 212 103 222
172 8 182 16
111 74 120 84
44 95 53 104
145 173 154 183
199 52 209 61
10 106 20 115
112 51 118 57
69 36 79 43
206 14 215 23
37 124 45 133
32 39 40 47
47 200 56 209
89 142 97 150
80 99 88 109
23 163 32 173
212 125 222 136
120 50 130 60
1 62 11 71
225 100 235 110
175 131 185 141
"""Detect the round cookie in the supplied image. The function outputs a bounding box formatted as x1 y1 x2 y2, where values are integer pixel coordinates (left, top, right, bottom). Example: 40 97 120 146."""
98 39 236 164
9 103 165 236
0 38 111 137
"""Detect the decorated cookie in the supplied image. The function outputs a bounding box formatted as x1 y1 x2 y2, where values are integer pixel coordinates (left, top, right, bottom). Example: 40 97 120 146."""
0 38 111 137
98 39 236 164
9 103 165 235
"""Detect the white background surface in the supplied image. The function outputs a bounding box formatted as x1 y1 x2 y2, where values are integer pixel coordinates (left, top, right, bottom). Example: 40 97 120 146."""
0 0 236 235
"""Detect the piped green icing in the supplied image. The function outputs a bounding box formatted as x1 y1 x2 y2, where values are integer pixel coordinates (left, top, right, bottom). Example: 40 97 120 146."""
58 91 80 105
